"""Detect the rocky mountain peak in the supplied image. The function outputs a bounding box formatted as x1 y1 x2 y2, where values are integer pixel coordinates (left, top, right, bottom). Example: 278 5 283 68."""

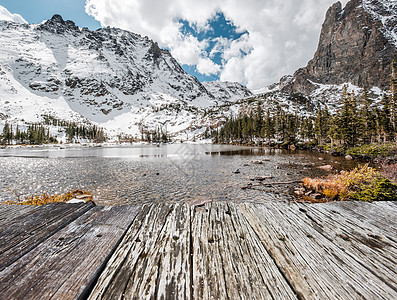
280 0 397 96
50 14 65 23
37 14 80 35
325 1 342 24
0 15 253 139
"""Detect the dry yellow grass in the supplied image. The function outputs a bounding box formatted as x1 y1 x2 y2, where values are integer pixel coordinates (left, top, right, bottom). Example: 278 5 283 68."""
3 190 93 206
302 164 383 201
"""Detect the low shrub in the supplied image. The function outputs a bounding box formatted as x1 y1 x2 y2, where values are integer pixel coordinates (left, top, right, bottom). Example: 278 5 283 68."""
351 177 397 202
302 164 397 202
346 143 397 158
322 144 346 154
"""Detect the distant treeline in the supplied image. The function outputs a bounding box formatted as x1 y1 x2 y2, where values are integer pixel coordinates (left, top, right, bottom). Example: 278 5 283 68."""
213 63 397 150
1 115 106 145
213 88 396 148
139 124 169 143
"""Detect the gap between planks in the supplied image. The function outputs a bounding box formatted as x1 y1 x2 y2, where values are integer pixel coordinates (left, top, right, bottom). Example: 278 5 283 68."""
0 203 142 299
90 201 397 300
1 201 396 300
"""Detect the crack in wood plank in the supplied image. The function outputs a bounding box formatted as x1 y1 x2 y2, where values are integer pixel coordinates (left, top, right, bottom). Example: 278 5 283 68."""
0 204 141 299
0 202 95 271
1 201 396 300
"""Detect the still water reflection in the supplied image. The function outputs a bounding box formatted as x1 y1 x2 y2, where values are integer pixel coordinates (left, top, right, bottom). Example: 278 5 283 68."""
0 144 358 205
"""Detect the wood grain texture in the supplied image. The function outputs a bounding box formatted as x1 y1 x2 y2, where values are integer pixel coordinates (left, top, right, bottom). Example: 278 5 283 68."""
0 202 95 271
88 203 191 300
239 202 397 299
319 201 397 237
191 202 297 300
1 201 396 300
0 204 141 300
0 205 37 226
90 202 297 300
299 201 397 291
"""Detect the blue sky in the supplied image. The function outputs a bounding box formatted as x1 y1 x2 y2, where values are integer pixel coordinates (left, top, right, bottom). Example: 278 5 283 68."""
0 0 346 89
0 1 243 82
0 0 100 29
179 13 248 82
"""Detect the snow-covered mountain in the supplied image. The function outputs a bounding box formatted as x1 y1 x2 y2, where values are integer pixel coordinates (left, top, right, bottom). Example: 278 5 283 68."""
256 0 396 112
1 0 394 141
202 81 252 104
0 14 252 140
363 0 397 47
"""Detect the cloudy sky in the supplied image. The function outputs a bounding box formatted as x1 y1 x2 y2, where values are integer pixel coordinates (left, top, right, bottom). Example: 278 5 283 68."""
0 0 348 89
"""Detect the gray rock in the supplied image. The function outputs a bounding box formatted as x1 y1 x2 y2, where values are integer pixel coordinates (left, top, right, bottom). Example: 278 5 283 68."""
281 0 397 95
317 165 334 171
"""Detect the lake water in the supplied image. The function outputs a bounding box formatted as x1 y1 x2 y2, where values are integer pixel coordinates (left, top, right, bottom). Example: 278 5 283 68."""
0 144 358 205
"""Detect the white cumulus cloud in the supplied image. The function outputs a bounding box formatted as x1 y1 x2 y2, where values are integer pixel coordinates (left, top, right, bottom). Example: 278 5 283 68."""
85 0 349 89
197 58 221 75
0 5 27 24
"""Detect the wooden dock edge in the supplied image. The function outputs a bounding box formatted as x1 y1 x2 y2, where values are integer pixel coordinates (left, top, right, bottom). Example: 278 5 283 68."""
0 200 396 299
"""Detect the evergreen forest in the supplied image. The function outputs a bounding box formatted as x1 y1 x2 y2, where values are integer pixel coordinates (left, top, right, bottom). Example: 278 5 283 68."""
1 115 106 145
212 69 397 152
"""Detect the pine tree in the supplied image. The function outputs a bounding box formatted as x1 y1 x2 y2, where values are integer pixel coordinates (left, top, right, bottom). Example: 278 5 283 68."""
337 87 361 147
300 116 314 141
314 105 330 145
390 60 397 134
359 88 376 144
2 123 12 145
285 114 298 144
274 106 286 142
15 125 21 144
380 93 393 143
254 101 263 139
328 115 341 148
263 109 274 143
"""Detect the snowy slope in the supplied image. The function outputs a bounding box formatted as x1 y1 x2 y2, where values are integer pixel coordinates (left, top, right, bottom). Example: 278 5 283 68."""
0 14 251 140
202 81 253 104
363 0 397 47
252 80 384 117
252 0 395 115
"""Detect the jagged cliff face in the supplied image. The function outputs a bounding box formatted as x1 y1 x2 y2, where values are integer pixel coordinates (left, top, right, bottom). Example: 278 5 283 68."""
5 14 215 119
0 15 252 138
282 0 397 95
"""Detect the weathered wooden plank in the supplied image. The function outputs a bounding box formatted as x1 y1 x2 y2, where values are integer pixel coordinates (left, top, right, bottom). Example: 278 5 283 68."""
191 203 231 299
303 201 397 249
154 203 191 299
0 204 37 226
227 202 298 299
323 201 397 237
0 204 141 300
191 202 297 299
298 201 397 290
239 202 397 299
0 201 395 299
89 203 191 300
0 202 94 271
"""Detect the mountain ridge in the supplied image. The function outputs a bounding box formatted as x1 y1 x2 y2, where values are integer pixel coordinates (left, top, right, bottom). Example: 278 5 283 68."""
0 0 396 142
279 0 397 96
0 14 252 139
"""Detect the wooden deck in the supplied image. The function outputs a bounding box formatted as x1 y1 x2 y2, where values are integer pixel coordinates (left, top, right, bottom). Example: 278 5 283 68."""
0 200 396 299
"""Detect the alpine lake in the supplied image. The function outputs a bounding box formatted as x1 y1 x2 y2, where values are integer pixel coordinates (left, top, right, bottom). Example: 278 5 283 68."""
0 144 360 205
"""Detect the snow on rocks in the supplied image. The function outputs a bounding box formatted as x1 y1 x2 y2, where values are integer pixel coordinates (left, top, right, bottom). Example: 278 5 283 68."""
0 16 252 141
